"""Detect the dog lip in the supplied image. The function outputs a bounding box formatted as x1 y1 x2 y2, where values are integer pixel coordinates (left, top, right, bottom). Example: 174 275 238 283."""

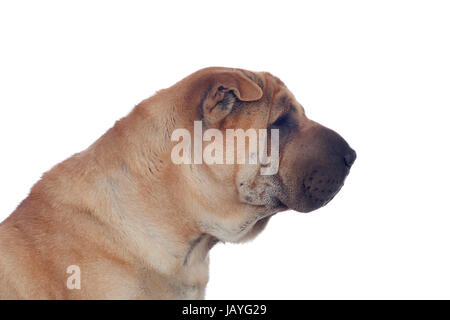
297 176 346 212
275 197 289 210
250 198 289 216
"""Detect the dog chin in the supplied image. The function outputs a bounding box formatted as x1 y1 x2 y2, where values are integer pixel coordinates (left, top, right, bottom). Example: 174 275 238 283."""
242 200 289 238
237 215 273 243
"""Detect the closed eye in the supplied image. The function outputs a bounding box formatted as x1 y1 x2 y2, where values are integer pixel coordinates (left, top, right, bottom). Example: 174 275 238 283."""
270 111 298 131
271 113 291 127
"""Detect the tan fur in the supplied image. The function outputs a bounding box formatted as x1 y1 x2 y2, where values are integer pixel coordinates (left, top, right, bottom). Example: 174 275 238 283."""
0 67 355 299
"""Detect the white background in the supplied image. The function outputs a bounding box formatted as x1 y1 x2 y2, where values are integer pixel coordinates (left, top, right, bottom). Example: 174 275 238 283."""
1 1 449 299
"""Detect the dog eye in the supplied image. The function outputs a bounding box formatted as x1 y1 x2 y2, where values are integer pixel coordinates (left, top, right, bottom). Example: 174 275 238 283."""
271 114 290 127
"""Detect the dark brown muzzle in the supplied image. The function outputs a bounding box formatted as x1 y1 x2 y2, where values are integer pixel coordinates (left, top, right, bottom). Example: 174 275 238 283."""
278 123 356 213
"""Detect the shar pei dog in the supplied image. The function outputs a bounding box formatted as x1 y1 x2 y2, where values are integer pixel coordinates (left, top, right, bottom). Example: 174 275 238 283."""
0 67 356 299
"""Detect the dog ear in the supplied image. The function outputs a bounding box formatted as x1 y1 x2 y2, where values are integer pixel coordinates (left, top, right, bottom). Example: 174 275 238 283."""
202 70 263 124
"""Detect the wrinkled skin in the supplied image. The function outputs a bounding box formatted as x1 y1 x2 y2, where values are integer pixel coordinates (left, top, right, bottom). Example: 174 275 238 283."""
181 68 356 243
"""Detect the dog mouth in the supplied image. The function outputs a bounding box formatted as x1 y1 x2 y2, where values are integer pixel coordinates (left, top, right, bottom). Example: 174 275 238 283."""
249 197 289 218
297 173 347 212
243 168 348 214
273 197 289 210
275 198 290 212
270 169 348 213
266 196 290 214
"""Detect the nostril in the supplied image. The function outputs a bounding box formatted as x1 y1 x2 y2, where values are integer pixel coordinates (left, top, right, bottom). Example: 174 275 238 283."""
344 148 357 168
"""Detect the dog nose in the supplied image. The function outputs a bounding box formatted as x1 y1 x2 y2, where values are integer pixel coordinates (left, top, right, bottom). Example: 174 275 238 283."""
344 148 357 168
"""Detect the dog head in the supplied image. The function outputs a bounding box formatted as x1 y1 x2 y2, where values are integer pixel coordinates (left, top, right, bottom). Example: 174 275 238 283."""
167 67 356 243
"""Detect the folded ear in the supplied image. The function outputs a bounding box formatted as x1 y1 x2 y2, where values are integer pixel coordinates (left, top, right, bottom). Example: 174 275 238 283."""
202 70 263 125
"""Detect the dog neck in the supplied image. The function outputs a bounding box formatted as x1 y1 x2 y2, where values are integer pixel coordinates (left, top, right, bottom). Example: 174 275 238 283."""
77 102 219 294
28 91 219 297
183 234 219 266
